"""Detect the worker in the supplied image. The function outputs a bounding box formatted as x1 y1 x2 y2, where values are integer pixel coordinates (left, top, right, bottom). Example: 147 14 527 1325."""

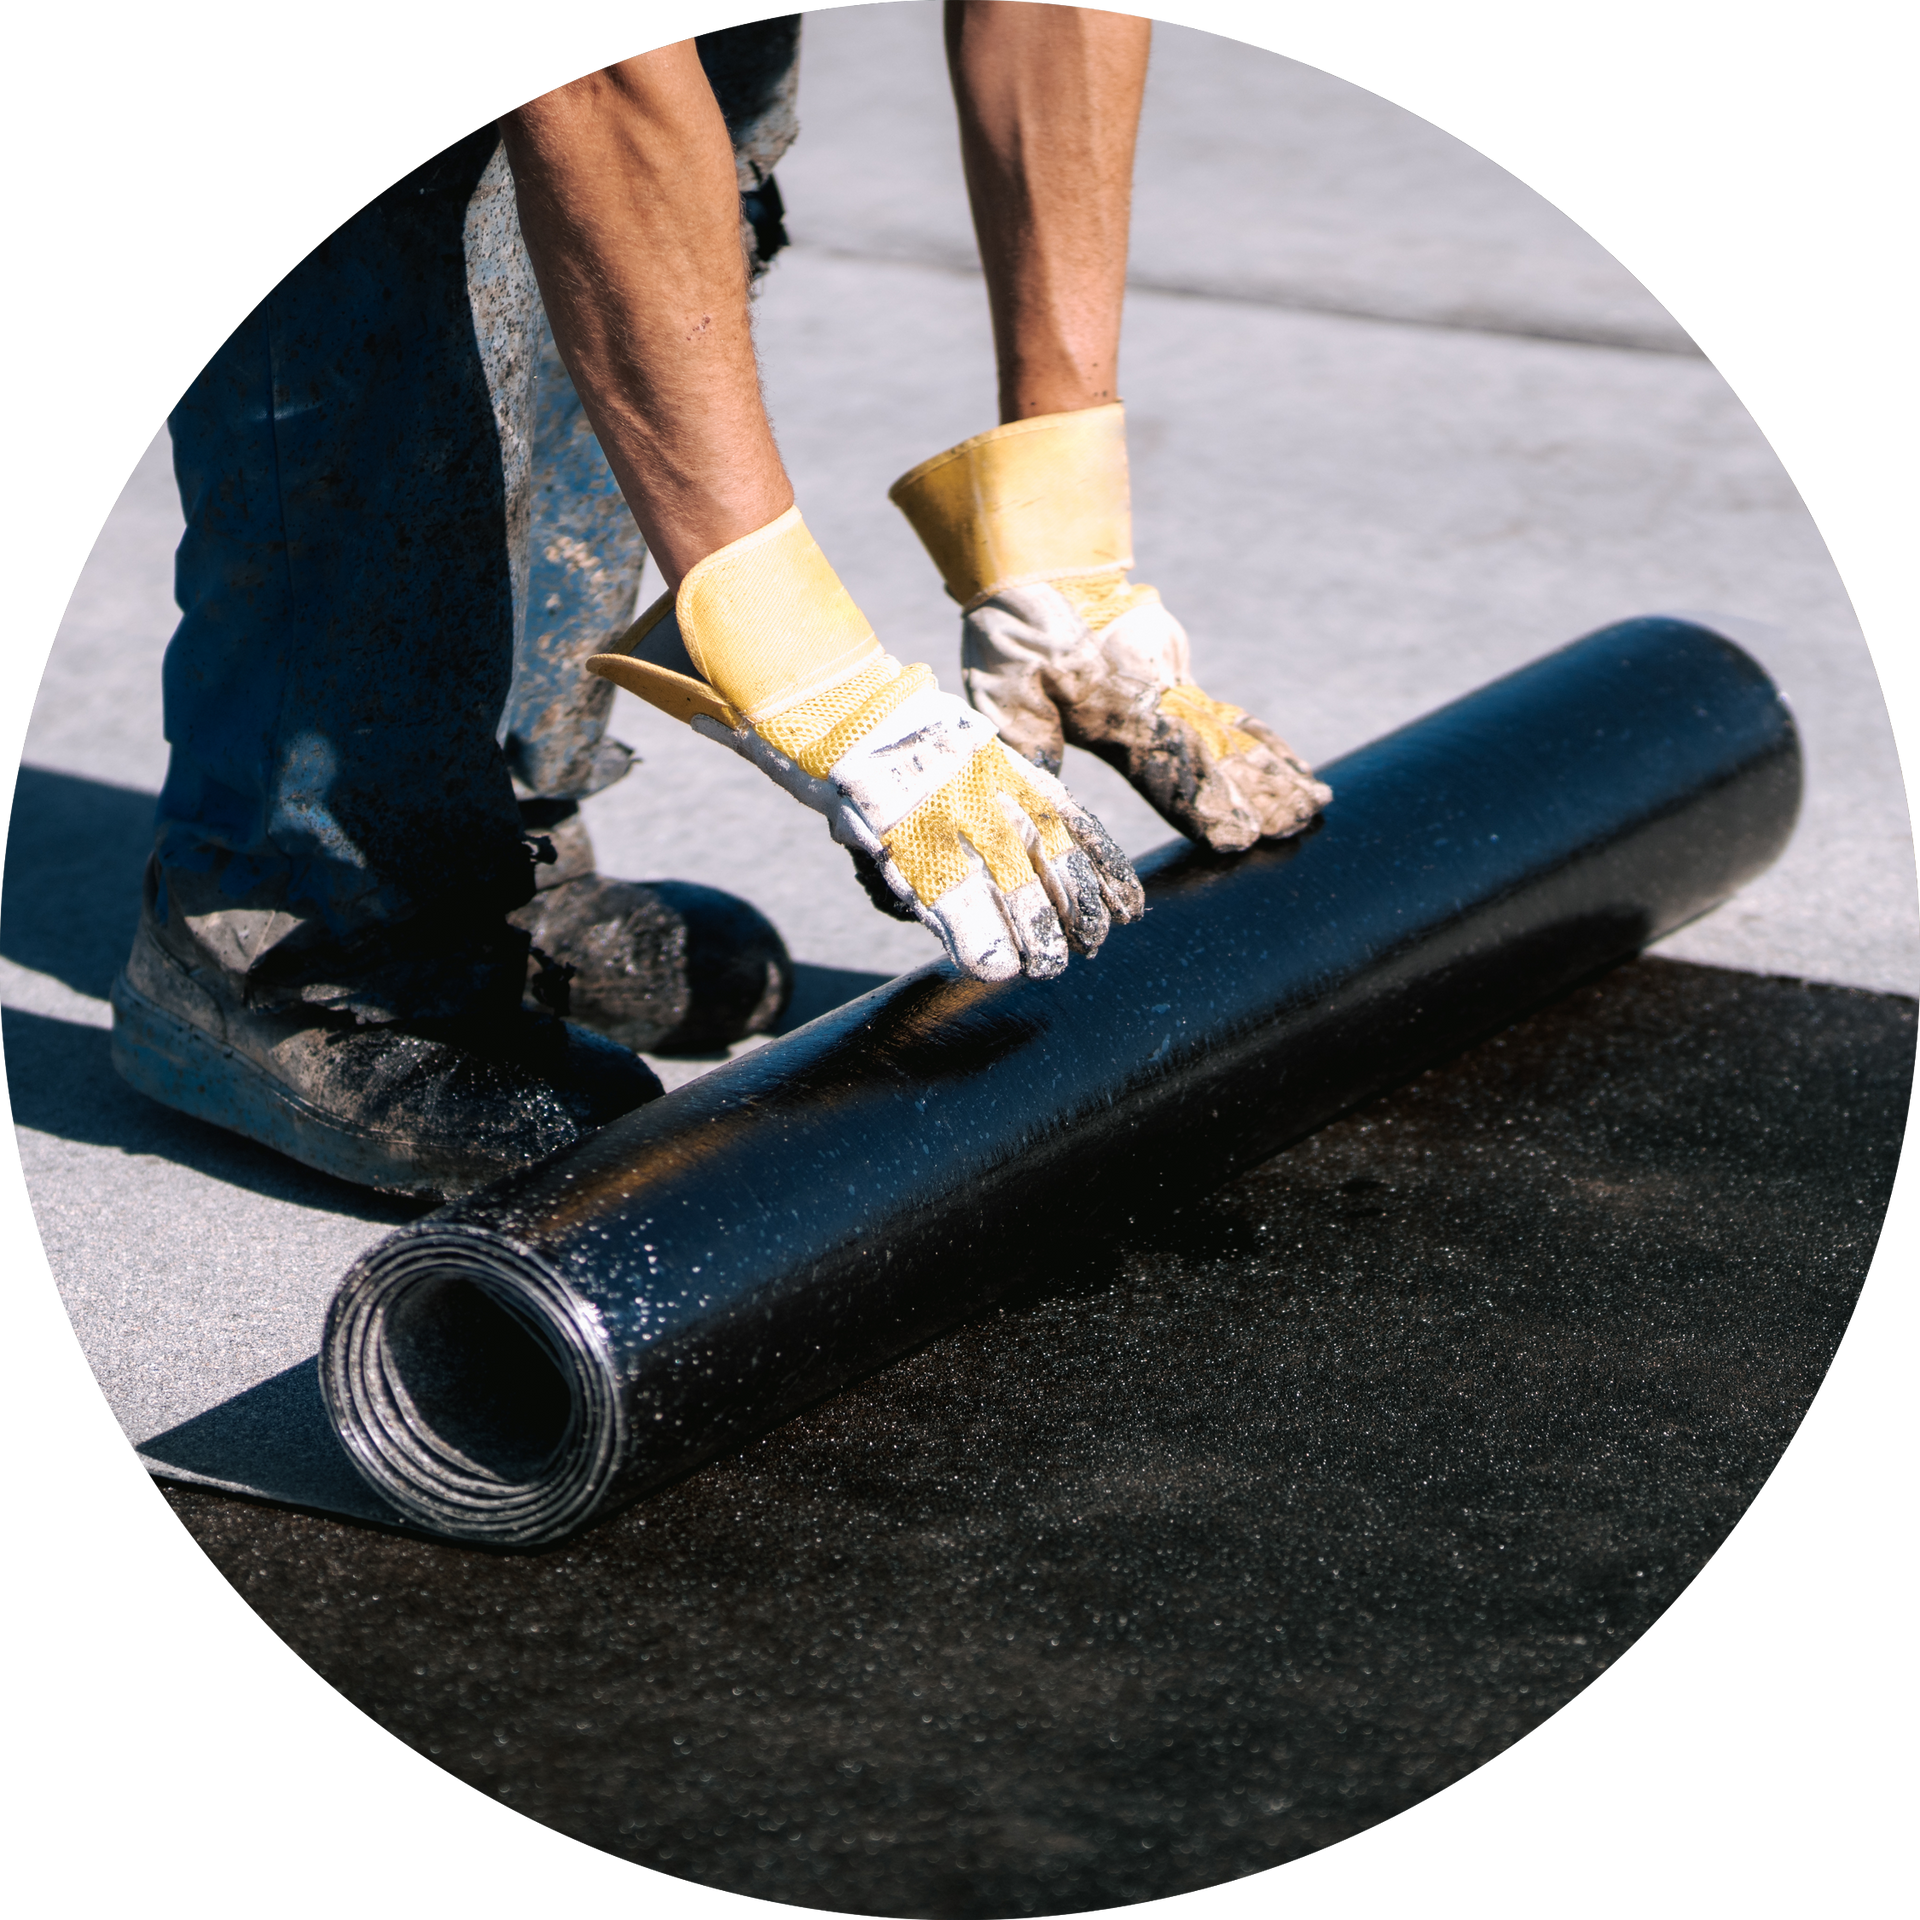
110 6 1328 1203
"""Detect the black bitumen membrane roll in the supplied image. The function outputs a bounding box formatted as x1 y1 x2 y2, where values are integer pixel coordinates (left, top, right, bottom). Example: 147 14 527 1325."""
322 616 1801 1546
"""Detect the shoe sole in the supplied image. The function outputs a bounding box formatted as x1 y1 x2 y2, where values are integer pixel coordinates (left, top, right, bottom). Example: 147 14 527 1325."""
109 971 464 1198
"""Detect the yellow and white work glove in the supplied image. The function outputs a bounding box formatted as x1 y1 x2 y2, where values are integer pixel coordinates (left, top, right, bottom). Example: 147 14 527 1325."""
585 508 1143 984
889 402 1332 853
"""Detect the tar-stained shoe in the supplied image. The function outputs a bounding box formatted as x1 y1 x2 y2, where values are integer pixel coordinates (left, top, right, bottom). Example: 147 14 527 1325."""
510 799 793 1055
110 908 662 1201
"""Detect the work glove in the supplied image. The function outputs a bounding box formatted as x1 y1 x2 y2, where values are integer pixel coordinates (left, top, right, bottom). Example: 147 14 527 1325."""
586 508 1143 984
889 402 1331 853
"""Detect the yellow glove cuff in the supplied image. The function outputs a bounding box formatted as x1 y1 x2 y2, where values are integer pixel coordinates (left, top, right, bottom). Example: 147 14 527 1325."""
677 506 883 724
586 591 736 728
585 506 886 733
888 402 1134 609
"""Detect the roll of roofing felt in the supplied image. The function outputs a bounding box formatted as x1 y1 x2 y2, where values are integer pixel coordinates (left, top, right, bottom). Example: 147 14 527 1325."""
322 617 1801 1546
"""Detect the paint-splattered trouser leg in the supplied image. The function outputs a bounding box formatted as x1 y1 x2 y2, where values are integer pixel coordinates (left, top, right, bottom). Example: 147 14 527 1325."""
155 128 541 1024
152 21 801 1025
503 16 802 883
497 314 648 893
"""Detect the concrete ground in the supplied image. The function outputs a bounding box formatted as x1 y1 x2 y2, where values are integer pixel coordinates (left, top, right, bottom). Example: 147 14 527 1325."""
4 6 1914 1880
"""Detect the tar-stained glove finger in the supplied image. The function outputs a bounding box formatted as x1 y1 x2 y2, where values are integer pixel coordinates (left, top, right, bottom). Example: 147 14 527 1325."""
1009 751 1146 941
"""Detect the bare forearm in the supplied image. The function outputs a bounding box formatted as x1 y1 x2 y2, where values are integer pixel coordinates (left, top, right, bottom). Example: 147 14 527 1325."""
501 44 792 588
945 2 1150 421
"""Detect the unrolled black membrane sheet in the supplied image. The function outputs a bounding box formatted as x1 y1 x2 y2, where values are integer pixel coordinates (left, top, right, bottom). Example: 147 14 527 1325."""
323 618 1801 1545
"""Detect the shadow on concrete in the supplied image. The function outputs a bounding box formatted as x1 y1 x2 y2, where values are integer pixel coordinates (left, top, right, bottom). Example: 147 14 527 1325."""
2 765 891 1036
2 764 152 999
0 771 892 1210
139 1358 401 1527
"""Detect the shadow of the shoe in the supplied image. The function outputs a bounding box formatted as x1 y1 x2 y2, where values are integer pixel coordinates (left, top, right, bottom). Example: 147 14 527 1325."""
1 1005 431 1224
2 764 154 1000
776 962 893 1035
654 964 894 1061
138 1357 405 1527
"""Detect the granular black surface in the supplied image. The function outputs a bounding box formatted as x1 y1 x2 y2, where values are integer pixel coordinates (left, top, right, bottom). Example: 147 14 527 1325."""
163 957 1912 1916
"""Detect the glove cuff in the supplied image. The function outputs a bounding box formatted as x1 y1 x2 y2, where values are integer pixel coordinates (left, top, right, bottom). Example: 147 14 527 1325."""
888 403 1134 609
677 506 885 724
585 507 887 732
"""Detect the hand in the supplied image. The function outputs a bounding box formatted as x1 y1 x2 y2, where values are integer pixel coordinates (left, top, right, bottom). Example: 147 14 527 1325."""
691 669 1142 982
891 403 1331 853
587 508 1142 983
962 571 1331 852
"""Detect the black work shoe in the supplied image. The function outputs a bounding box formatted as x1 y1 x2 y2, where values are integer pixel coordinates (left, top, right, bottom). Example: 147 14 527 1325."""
110 914 662 1201
512 801 793 1055
513 875 792 1056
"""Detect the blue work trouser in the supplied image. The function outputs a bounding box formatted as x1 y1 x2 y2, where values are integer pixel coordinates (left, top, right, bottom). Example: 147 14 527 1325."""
154 21 799 1024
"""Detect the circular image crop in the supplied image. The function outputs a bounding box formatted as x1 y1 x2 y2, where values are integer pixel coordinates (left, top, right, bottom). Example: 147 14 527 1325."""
11 6 1912 1914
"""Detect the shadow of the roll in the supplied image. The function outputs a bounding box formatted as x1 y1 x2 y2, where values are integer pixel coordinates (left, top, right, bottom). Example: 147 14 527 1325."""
139 1361 402 1527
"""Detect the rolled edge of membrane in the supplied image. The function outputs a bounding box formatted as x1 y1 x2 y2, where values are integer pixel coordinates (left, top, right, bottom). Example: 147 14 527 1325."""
321 1226 624 1546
